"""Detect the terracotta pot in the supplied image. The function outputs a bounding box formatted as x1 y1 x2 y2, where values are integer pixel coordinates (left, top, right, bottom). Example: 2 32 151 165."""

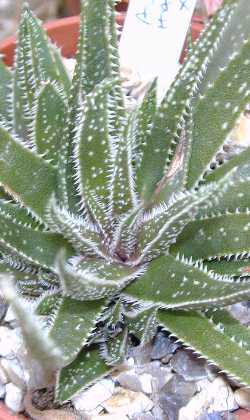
0 402 26 420
1 8 248 420
0 12 204 68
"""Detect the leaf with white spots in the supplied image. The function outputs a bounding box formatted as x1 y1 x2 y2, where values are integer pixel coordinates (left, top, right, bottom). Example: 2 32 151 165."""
158 309 250 387
206 258 250 277
57 252 143 301
0 126 57 222
173 212 250 261
136 2 237 202
198 0 250 95
204 307 250 352
13 6 69 142
74 79 117 231
126 307 158 345
136 173 233 263
48 296 106 364
56 347 113 403
0 202 72 270
102 328 128 366
111 114 138 216
187 27 250 187
0 58 12 126
33 82 67 166
124 254 250 310
46 199 104 257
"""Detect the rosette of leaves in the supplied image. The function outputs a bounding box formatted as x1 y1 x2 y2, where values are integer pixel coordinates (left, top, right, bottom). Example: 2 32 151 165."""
1 0 250 403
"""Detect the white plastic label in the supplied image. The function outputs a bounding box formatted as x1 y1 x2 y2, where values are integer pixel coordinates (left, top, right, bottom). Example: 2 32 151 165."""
119 0 197 100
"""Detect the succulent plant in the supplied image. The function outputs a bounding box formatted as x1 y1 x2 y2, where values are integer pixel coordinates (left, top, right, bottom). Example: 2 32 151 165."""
1 0 250 403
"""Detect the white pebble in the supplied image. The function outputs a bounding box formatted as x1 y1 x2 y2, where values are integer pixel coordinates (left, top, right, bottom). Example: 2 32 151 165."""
0 326 22 358
5 383 24 413
72 378 115 411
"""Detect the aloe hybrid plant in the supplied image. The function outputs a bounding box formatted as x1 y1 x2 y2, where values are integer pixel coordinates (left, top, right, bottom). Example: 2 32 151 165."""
2 0 250 403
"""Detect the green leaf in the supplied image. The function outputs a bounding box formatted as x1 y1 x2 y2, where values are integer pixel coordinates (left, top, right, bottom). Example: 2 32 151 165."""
57 253 143 301
56 347 113 403
102 328 128 366
0 58 12 125
136 174 233 263
13 6 69 141
187 29 250 186
46 199 104 257
50 45 71 94
158 309 250 386
135 2 237 202
134 80 157 193
206 259 250 277
198 0 250 95
35 292 62 316
57 0 125 215
48 297 106 364
111 114 138 216
126 307 158 345
0 126 56 221
0 203 71 270
174 211 250 261
205 308 250 352
33 82 67 166
124 254 250 310
74 79 115 231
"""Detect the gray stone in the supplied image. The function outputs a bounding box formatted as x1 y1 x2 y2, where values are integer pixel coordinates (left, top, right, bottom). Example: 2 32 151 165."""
5 383 24 413
0 364 8 384
159 374 197 420
0 382 5 399
0 299 7 322
136 361 173 391
228 302 250 325
151 332 179 360
170 350 208 381
102 388 154 417
72 378 114 412
129 343 153 365
135 414 154 420
117 371 153 394
179 377 238 420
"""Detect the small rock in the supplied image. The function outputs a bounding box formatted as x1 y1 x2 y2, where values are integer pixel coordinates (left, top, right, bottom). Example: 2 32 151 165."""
102 388 153 417
117 371 152 394
5 383 24 413
159 374 197 419
92 415 129 420
0 364 8 384
137 361 173 391
1 358 26 389
4 306 17 324
179 377 238 420
170 350 208 381
136 414 154 420
234 387 250 409
229 302 250 325
0 299 7 321
0 382 5 399
72 378 114 412
0 326 22 358
151 332 179 360
129 343 153 365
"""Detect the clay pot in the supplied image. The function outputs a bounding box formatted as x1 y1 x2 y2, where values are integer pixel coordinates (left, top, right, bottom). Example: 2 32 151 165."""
0 402 26 420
